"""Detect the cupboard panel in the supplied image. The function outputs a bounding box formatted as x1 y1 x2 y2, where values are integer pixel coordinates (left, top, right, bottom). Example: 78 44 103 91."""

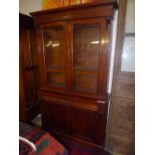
42 101 69 133
24 71 36 105
22 30 32 66
19 13 40 122
70 108 95 142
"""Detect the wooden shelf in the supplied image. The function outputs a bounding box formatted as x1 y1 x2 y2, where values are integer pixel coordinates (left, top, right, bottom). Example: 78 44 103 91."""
46 65 64 72
48 83 65 88
74 66 97 71
73 87 96 93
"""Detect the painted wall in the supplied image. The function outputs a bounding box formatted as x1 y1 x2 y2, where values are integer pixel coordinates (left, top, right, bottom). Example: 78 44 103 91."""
125 0 135 33
19 0 42 15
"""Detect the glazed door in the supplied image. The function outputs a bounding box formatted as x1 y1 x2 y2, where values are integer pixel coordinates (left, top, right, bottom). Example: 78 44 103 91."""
39 23 67 89
38 20 109 96
70 19 109 96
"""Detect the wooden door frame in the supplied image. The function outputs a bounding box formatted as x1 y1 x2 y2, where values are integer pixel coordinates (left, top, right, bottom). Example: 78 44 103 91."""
114 0 135 79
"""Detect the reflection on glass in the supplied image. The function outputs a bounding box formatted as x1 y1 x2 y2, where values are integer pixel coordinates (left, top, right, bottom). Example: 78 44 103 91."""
90 40 99 44
73 24 100 93
121 36 135 72
45 41 60 47
43 26 65 88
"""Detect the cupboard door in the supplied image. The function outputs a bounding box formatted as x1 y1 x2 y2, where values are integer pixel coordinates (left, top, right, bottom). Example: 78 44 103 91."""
70 108 95 142
42 26 66 88
41 101 69 134
70 108 105 144
72 23 101 94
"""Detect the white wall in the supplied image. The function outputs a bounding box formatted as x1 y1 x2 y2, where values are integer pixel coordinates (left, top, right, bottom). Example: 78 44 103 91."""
19 0 42 15
107 10 118 93
125 0 135 33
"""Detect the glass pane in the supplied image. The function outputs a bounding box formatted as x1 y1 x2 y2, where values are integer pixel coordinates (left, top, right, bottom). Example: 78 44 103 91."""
73 24 100 93
121 36 135 72
74 71 97 93
46 72 65 88
43 26 65 88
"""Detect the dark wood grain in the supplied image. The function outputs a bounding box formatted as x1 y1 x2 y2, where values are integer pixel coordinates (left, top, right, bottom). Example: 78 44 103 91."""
30 1 117 24
19 13 40 122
